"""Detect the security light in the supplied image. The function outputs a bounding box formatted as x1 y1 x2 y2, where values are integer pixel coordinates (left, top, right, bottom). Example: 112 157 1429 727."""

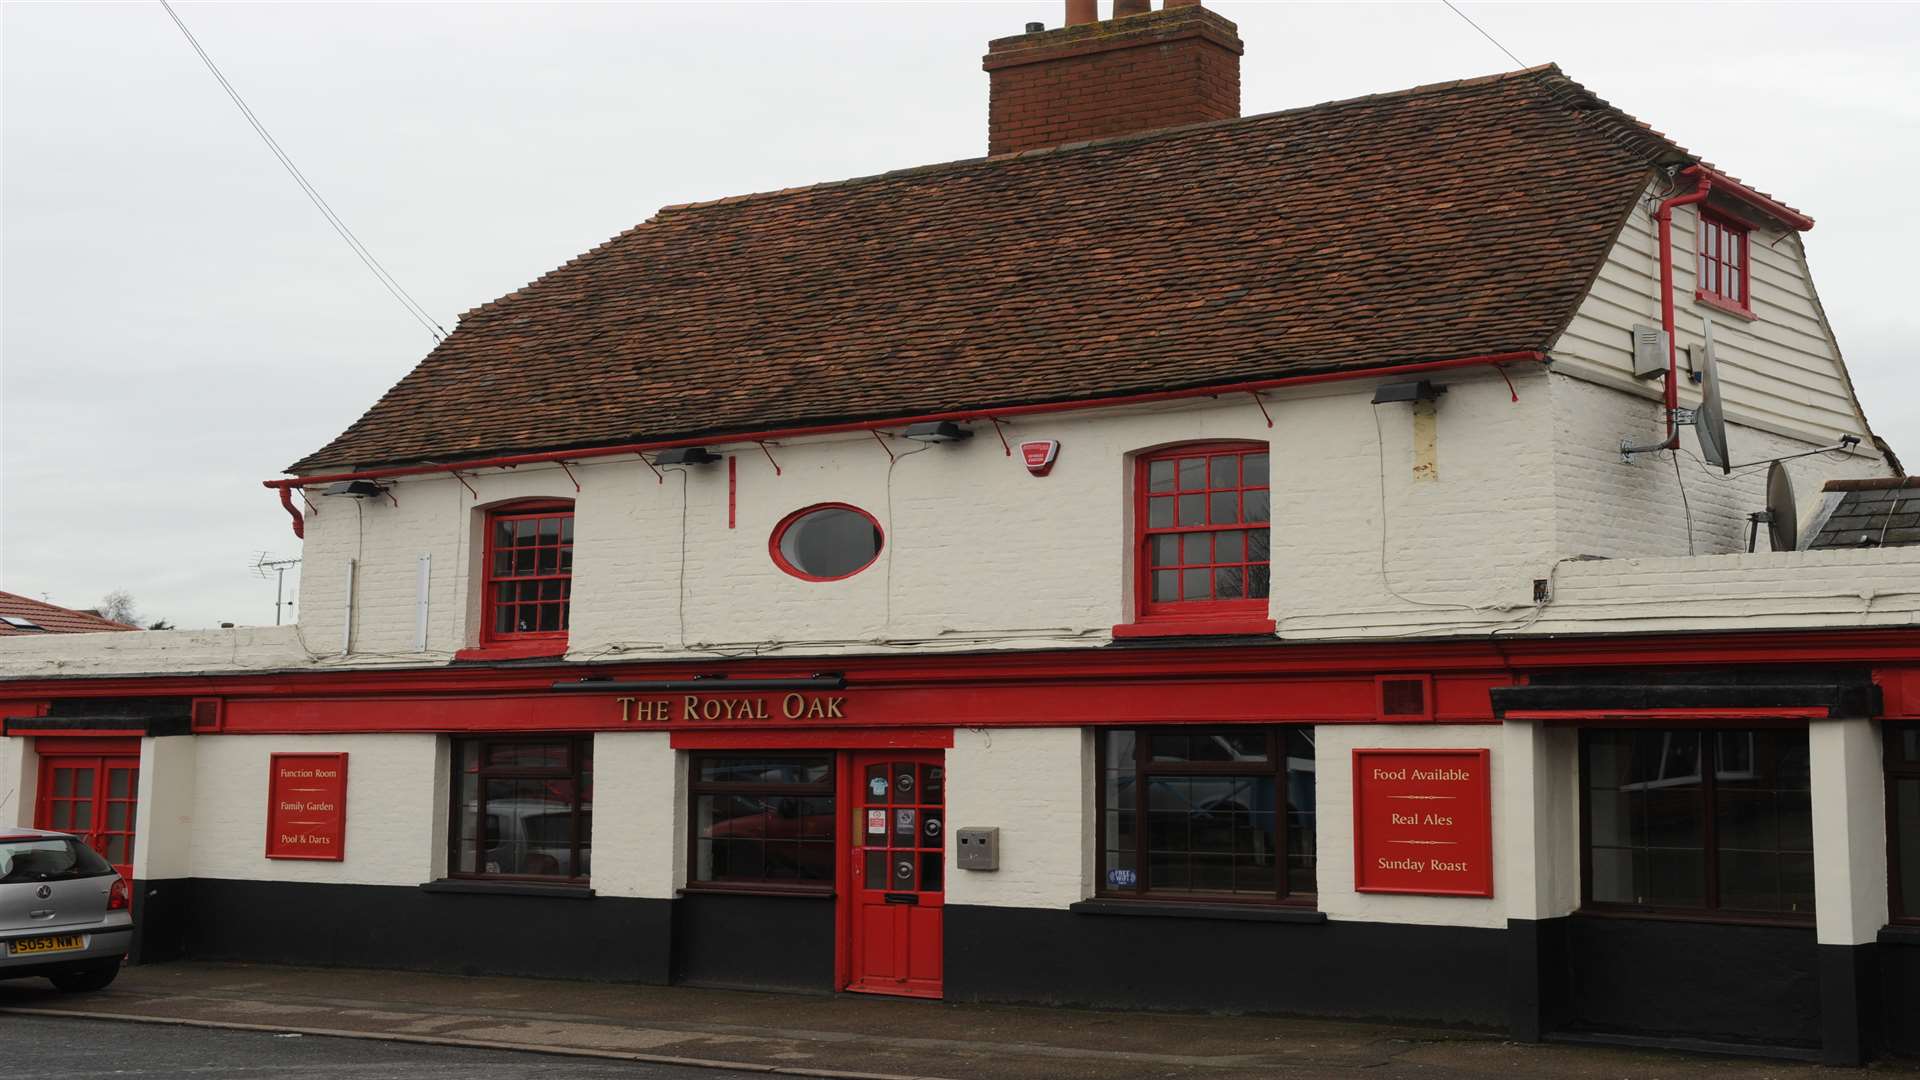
1371 380 1446 405
655 447 722 466
902 421 973 444
322 480 389 499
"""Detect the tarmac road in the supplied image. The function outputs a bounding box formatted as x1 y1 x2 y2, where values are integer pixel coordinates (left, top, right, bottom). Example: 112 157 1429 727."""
2 1014 769 1080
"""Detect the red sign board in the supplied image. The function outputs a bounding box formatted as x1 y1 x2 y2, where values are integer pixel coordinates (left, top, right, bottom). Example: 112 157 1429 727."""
265 752 348 861
1351 748 1492 897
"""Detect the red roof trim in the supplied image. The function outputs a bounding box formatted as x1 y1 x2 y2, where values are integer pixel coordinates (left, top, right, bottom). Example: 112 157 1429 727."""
267 352 1544 491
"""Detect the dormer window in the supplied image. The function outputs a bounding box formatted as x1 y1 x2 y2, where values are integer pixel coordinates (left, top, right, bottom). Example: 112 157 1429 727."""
483 501 574 644
1696 209 1751 316
1117 443 1275 638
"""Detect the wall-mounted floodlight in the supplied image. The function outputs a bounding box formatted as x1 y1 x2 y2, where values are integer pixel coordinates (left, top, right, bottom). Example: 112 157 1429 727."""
1371 380 1447 405
655 447 722 466
902 421 973 444
322 479 389 499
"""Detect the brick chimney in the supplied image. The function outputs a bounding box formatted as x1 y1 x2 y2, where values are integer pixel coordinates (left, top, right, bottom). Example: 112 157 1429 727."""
983 2 1243 157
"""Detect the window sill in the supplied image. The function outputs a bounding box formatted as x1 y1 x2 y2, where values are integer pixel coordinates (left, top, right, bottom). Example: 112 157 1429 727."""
1112 616 1276 639
1070 898 1325 924
679 885 836 900
1692 290 1757 321
1879 924 1920 947
453 640 569 663
1573 906 1813 930
419 879 594 899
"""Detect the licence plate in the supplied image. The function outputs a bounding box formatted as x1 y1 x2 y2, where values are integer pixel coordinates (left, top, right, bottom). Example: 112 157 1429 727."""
9 934 86 956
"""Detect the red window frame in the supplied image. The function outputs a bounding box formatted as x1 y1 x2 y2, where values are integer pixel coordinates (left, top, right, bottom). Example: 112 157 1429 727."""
480 500 574 647
1695 209 1752 317
1121 442 1274 637
768 502 885 583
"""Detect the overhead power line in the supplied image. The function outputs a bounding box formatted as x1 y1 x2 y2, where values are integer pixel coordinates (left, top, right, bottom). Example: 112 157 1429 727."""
158 0 448 342
1440 0 1527 69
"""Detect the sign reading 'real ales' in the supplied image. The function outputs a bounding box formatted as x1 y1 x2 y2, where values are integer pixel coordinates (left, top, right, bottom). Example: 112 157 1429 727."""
1351 748 1492 897
265 753 348 861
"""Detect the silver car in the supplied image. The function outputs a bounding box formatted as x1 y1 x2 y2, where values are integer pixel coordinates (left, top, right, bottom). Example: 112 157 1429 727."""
0 827 132 991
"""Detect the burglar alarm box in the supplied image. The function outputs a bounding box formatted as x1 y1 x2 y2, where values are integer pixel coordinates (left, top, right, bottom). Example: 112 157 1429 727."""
956 827 999 870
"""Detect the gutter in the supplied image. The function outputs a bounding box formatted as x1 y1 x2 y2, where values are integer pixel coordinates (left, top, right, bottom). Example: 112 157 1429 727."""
264 349 1546 536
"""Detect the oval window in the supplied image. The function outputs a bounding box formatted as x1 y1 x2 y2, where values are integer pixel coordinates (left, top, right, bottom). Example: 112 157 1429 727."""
771 504 884 581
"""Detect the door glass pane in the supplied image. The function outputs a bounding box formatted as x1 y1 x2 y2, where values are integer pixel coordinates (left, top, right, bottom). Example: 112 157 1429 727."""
109 770 133 798
864 764 889 804
71 803 92 830
108 802 129 831
75 771 94 797
920 765 944 806
892 764 917 802
54 769 74 797
919 852 943 893
891 854 916 889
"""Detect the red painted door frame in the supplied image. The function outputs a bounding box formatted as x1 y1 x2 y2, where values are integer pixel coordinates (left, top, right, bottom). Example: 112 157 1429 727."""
33 753 139 882
840 749 945 999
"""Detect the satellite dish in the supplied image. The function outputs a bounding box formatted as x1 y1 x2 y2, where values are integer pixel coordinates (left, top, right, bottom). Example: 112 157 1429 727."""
1766 460 1798 552
1695 314 1731 474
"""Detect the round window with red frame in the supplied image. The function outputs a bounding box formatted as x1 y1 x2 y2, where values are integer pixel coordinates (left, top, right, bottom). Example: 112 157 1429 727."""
771 503 884 581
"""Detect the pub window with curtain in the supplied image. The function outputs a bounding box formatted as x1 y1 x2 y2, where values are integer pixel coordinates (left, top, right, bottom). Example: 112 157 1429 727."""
448 735 592 882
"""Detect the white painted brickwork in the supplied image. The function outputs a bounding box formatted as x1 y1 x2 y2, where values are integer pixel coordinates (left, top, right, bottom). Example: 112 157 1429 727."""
134 736 196 881
0 735 34 829
944 727 1090 910
590 732 682 899
189 734 442 887
1315 723 1514 930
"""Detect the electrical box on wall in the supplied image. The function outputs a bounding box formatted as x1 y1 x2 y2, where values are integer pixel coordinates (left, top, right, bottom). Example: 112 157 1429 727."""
956 827 999 870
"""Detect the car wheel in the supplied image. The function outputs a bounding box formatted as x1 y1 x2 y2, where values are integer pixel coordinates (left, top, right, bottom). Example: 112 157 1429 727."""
49 962 120 992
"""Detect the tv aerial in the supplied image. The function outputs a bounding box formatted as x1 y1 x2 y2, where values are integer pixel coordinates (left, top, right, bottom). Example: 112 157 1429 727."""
252 552 302 626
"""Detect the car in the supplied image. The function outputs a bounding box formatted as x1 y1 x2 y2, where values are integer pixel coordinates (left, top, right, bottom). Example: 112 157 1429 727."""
0 827 132 991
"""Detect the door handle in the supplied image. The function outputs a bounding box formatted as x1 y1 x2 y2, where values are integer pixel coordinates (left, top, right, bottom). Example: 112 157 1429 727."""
883 892 919 906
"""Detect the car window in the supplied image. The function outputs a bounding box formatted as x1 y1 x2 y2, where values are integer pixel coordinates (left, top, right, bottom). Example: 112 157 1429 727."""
0 838 114 883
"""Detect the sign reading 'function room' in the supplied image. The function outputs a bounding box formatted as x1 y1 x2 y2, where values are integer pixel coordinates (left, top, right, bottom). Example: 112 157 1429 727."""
265 752 348 861
1352 748 1493 897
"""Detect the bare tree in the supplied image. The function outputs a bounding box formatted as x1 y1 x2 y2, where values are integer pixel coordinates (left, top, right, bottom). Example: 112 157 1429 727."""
98 590 139 625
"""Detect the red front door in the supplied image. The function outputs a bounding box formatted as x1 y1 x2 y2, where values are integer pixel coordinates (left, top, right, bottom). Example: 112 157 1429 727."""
845 751 944 998
36 756 139 882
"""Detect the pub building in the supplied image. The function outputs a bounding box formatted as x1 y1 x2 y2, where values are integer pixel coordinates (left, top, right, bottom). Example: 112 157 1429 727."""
5 1 1920 1066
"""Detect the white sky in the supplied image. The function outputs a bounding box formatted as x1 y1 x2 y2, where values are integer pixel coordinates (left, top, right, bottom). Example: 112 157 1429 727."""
3 1 1916 630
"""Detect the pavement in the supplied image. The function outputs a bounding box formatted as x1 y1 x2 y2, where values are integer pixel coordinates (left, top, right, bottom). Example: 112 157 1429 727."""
1 961 1915 1080
5 1014 766 1079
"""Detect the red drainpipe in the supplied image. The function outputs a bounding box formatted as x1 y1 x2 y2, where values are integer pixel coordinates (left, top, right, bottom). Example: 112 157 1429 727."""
1651 165 1711 449
264 349 1546 537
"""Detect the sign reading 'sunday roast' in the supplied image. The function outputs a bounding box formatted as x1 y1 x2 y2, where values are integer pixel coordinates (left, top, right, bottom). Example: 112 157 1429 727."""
265 752 348 861
1351 748 1493 897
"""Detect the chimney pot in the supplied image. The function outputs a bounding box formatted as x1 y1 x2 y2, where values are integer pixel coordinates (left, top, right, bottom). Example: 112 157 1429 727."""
1114 0 1150 15
1025 21 1045 32
1064 0 1096 26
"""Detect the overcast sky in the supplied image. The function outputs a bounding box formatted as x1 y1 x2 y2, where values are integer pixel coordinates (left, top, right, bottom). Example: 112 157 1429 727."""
3 1 1915 630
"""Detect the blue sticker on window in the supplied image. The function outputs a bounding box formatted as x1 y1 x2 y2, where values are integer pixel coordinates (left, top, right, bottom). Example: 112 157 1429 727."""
1106 868 1136 887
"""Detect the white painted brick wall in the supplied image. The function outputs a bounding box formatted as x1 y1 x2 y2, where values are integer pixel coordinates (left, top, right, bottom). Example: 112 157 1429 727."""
134 736 196 880
0 735 34 829
190 734 441 886
1314 723 1511 930
590 732 682 899
944 727 1089 910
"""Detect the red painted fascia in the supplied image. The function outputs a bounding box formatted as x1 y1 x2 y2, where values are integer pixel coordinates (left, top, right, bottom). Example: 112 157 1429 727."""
5 627 1918 705
262 352 1546 535
1694 166 1815 232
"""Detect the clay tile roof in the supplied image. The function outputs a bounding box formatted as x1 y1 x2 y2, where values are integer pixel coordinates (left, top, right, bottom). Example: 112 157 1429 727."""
292 64 1697 473
0 591 140 636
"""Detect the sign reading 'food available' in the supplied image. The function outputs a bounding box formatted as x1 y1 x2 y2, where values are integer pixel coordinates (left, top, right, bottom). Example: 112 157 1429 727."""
265 752 348 861
1351 748 1492 897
